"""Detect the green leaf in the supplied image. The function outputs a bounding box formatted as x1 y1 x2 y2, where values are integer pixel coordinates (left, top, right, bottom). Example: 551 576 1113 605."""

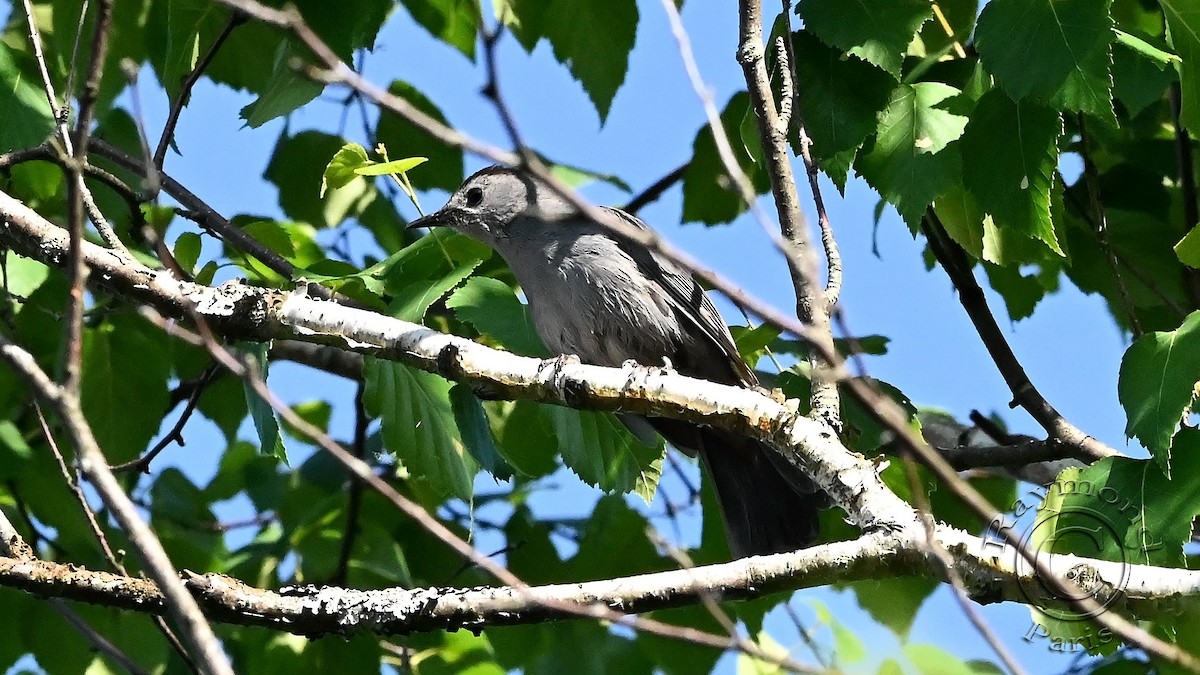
795 0 932 78
1115 29 1181 65
321 143 371 197
364 358 477 500
81 317 171 464
0 43 55 152
239 39 324 128
682 92 772 224
736 631 791 675
398 0 479 58
241 352 287 463
493 0 547 51
544 157 632 192
541 0 638 120
151 468 227 571
811 600 867 666
1040 444 1200 571
975 0 1116 120
374 80 464 192
1177 227 1200 268
1113 35 1178 116
730 324 781 367
960 90 1063 255
856 83 968 227
548 408 663 502
849 576 937 637
1163 0 1200 133
1118 311 1200 472
790 31 897 189
490 401 560 478
353 157 429 176
266 130 376 228
173 232 203 275
449 383 514 481
904 644 975 675
446 276 548 356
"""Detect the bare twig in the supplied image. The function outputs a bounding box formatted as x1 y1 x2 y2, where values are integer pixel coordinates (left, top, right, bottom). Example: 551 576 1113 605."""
920 212 1121 461
723 0 840 430
775 3 843 310
900 454 1027 675
111 364 218 473
330 383 369 586
154 13 243 170
1077 116 1141 335
623 163 689 214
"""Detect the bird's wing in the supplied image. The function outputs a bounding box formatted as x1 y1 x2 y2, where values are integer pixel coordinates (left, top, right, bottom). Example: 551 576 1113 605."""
600 207 758 387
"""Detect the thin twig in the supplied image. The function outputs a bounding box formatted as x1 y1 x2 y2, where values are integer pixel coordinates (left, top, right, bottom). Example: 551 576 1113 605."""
111 364 218 473
899 453 1027 675
33 403 121 567
154 13 243 170
623 163 689 214
330 383 369 586
920 211 1120 461
1077 116 1141 335
777 1 843 311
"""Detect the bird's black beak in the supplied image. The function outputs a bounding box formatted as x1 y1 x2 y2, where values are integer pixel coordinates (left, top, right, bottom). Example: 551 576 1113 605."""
406 210 447 230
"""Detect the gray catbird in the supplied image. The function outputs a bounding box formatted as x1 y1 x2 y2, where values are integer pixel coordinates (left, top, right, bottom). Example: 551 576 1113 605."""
408 166 823 557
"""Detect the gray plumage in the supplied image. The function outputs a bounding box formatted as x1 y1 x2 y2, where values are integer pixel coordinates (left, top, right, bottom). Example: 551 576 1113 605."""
409 166 823 557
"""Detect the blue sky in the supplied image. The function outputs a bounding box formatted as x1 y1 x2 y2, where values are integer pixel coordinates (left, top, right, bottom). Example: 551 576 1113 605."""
4 0 1141 671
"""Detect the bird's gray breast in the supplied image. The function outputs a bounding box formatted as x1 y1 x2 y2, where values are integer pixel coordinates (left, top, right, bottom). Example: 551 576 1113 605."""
505 230 685 368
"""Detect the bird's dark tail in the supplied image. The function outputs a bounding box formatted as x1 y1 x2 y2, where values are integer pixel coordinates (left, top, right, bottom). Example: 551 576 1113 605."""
696 430 824 558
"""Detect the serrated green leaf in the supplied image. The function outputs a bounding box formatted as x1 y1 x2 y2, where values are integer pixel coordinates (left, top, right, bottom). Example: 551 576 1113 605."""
548 408 663 501
976 0 1115 120
354 157 428 176
849 577 937 637
1035 444 1200 589
1162 0 1200 133
856 83 968 227
239 39 323 128
730 324 781 367
446 276 548 356
790 31 896 189
398 0 479 58
240 343 287 463
364 358 477 500
961 90 1063 255
795 0 932 78
1115 29 1181 65
1118 311 1200 472
321 143 371 197
450 384 514 481
541 0 637 120
1113 35 1178 115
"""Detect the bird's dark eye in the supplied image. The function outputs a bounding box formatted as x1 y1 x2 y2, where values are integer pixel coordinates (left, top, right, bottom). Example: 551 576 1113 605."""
464 187 483 207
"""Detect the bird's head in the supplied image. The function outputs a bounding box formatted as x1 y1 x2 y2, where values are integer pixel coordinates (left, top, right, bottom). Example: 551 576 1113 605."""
407 166 573 246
